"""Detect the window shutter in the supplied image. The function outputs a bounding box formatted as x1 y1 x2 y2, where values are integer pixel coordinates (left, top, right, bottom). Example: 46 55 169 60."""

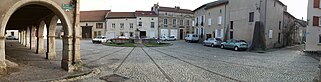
314 0 320 8
313 16 319 26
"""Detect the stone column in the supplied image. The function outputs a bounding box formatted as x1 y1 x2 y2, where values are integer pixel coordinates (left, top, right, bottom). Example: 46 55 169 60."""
46 16 57 60
23 30 26 46
0 35 7 74
46 29 56 60
26 27 30 48
61 36 74 72
18 31 21 44
31 26 36 52
36 22 45 54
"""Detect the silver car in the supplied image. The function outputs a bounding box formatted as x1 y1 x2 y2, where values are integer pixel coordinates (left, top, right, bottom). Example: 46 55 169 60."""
202 38 222 47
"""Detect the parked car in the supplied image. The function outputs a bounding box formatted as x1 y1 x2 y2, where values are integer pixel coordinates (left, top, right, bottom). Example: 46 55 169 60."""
6 36 17 40
168 35 177 41
220 39 248 51
92 36 108 43
185 34 199 42
161 35 176 41
203 38 222 47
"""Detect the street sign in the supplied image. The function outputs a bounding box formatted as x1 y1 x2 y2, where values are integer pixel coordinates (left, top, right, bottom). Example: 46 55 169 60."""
62 4 73 12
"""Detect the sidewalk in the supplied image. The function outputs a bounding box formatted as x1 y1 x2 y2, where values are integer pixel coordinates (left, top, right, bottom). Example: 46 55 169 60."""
0 41 94 81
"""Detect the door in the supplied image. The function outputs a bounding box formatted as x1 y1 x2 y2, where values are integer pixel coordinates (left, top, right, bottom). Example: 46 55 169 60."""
179 29 184 40
161 29 169 37
150 31 155 38
140 31 146 38
81 26 92 39
93 31 97 38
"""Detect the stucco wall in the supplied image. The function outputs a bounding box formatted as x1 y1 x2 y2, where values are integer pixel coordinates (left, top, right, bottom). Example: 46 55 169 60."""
306 0 321 51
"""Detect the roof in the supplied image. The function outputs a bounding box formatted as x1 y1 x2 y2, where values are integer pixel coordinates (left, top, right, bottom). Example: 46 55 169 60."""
158 6 193 14
284 11 296 19
194 0 229 12
80 10 110 22
135 11 158 17
295 20 307 27
106 12 136 19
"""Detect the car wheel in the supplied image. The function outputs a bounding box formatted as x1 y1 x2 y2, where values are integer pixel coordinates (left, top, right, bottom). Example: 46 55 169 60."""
221 45 224 49
211 44 214 47
234 46 239 51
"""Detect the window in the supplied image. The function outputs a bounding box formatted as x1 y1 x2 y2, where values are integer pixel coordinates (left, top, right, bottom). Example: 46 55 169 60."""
139 18 142 20
151 22 155 28
130 32 133 37
196 17 199 26
230 21 234 29
319 34 321 43
279 21 282 30
230 31 233 39
208 18 212 26
173 19 177 25
249 12 254 22
274 1 276 7
218 16 222 25
269 30 273 39
165 12 168 16
278 33 281 43
201 16 204 26
151 18 154 20
313 16 320 26
216 29 222 38
314 0 320 8
98 31 101 36
187 20 190 26
138 22 142 26
120 23 124 29
11 32 14 36
130 23 133 28
112 23 115 29
96 23 103 29
164 19 168 25
220 9 222 13
180 19 184 25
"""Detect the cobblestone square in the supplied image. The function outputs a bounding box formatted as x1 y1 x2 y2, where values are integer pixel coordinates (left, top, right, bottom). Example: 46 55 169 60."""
78 40 319 82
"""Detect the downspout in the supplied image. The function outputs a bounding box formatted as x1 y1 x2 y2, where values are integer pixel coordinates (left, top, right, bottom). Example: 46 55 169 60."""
264 0 267 50
224 3 227 41
72 0 78 64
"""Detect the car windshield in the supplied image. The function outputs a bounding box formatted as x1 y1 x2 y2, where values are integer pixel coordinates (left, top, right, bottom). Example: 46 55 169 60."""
170 36 175 38
193 35 198 37
215 38 222 41
96 36 104 39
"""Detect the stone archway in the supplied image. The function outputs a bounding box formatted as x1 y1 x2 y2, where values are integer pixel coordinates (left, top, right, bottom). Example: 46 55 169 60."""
0 0 81 73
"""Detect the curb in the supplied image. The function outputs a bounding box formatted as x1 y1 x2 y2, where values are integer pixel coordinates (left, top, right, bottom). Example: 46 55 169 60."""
48 68 101 82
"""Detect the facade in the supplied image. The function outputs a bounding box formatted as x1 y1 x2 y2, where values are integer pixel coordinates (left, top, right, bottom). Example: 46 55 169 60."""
152 4 194 40
193 0 229 41
306 0 321 51
106 12 137 39
80 10 110 39
135 11 159 38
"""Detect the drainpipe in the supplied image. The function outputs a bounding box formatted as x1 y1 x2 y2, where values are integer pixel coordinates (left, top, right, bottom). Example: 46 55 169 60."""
224 3 227 41
72 0 79 64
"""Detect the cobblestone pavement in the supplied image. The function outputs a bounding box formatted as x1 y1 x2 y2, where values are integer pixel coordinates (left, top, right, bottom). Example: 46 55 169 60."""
78 40 319 82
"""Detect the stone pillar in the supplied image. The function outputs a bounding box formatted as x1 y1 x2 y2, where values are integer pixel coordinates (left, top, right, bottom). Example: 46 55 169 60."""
61 36 74 72
36 22 45 54
18 31 21 43
26 27 30 48
0 35 7 74
46 31 56 60
31 26 36 52
22 30 26 46
46 16 57 60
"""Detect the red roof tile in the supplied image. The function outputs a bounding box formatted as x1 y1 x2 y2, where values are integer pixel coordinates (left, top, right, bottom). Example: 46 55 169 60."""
158 6 193 14
135 11 158 17
106 12 136 19
80 10 110 22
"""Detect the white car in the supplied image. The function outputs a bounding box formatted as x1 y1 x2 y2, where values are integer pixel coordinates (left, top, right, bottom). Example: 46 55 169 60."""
185 34 199 42
202 38 222 47
160 36 176 41
92 36 108 43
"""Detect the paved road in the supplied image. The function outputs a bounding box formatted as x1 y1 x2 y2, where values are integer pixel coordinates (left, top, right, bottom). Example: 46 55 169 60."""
77 40 318 82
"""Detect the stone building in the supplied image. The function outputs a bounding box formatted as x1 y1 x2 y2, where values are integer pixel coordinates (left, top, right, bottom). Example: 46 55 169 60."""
193 0 229 41
193 0 288 49
306 0 321 51
0 0 82 73
5 30 19 39
80 10 110 39
135 11 159 38
106 12 137 39
152 3 194 40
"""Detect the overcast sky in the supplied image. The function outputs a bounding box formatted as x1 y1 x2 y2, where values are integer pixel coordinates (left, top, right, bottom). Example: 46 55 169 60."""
80 0 307 20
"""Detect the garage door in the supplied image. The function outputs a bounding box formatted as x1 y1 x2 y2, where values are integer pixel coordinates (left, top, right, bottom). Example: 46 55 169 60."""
149 31 155 38
170 29 177 37
107 32 115 39
161 29 168 37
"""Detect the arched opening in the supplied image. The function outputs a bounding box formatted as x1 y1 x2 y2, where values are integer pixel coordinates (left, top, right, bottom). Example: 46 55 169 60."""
0 0 80 74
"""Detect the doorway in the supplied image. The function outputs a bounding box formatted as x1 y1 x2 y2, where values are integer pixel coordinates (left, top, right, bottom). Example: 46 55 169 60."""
140 31 146 38
180 29 184 40
81 26 92 39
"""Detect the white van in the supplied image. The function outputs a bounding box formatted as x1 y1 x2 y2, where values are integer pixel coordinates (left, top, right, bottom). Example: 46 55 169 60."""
184 34 199 43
